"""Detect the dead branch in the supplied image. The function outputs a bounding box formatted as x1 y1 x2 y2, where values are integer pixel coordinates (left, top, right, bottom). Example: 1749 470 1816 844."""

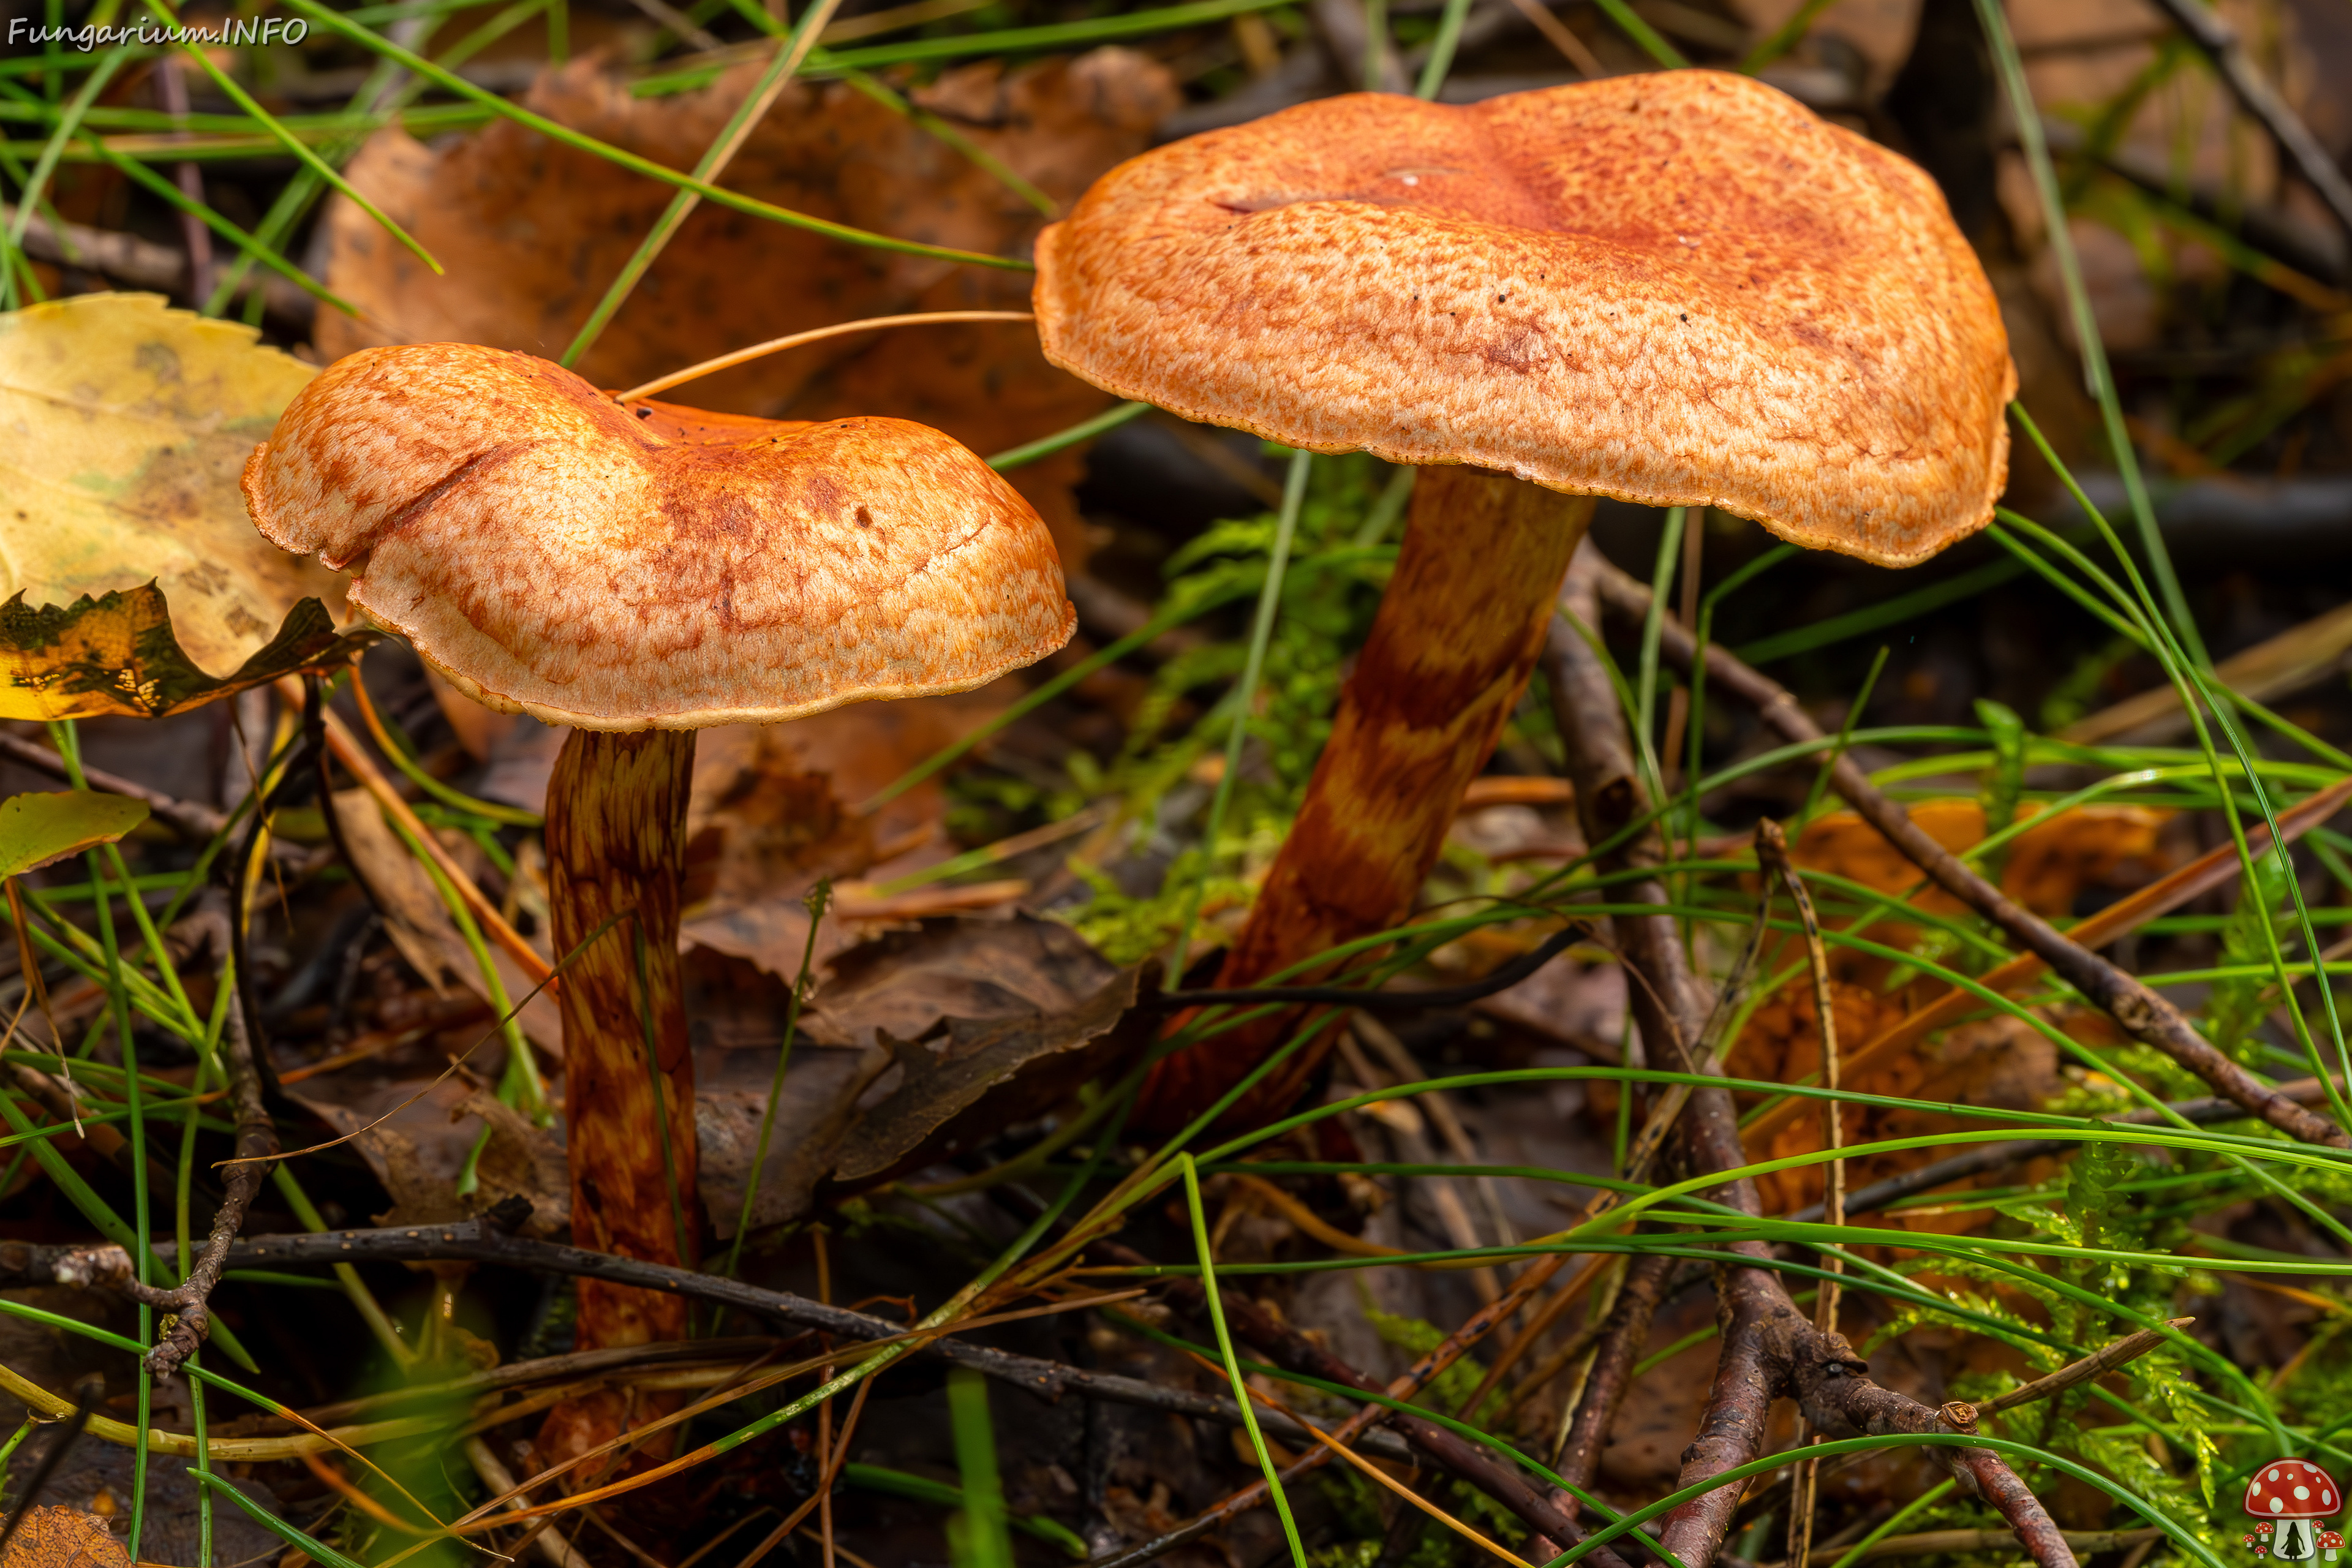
1554 1250 1675 1504
23 1213 1414 1464
1971 1320 2193 1419
1588 551 2349 1150
1544 545 2076 1568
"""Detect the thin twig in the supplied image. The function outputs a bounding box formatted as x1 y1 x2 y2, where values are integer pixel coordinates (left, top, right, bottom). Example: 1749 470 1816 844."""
1550 1251 1674 1502
23 1215 1415 1464
1756 818 1841 1568
1970 1320 2195 1420
464 1439 592 1568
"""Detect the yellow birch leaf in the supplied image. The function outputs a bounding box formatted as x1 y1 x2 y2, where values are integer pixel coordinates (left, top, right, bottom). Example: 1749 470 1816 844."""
0 292 368 718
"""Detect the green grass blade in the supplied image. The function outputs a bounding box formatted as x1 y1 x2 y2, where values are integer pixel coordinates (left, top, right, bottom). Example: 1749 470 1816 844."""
1970 0 2201 663
143 1 443 277
2 48 125 309
1732 556 2022 665
1180 1153 1308 1568
721 881 829 1278
1414 0 1476 97
988 401 1151 471
192 1472 372 1568
943 1371 1016 1568
1589 0 1686 66
79 134 360 315
1166 448 1310 984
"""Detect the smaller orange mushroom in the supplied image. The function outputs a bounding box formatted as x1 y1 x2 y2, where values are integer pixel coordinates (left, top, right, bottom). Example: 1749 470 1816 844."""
244 342 1072 1442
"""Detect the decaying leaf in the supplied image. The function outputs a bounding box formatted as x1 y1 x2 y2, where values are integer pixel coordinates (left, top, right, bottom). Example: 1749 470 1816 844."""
697 1039 894 1241
284 1072 572 1236
803 911 1125 1049
833 962 1140 1183
1741 1008 2063 1221
684 689 1006 919
1792 799 2172 919
313 50 1179 568
0 294 363 717
0 791 149 877
0 587 368 722
0 1508 126 1568
692 913 1139 1227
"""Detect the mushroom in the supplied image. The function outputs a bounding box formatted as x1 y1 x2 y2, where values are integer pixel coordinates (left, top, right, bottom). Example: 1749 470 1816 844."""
1033 70 2015 1126
2321 1531 2342 1560
243 342 1074 1376
2247 1460 2342 1561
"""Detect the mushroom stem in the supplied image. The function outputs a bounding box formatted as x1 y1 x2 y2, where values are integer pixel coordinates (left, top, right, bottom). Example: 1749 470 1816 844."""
546 728 702 1344
1139 467 1593 1131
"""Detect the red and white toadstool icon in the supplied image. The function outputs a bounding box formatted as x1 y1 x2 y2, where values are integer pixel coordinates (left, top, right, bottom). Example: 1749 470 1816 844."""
2319 1531 2342 1561
2247 1460 2342 1561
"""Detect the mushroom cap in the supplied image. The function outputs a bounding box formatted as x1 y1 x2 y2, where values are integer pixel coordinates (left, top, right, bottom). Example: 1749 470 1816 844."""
243 343 1074 731
2248 1461 2342 1518
1033 71 2015 569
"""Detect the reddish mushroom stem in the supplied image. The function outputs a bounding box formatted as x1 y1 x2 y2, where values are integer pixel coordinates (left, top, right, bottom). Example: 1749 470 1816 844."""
540 728 701 1457
1136 466 1593 1131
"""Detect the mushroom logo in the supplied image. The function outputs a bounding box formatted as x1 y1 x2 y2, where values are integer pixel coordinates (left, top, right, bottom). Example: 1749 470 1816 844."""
2320 1531 2342 1561
2247 1460 2341 1560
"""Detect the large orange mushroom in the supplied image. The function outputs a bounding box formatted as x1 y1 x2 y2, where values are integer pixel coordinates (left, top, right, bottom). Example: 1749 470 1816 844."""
1034 71 2014 1129
244 343 1072 1436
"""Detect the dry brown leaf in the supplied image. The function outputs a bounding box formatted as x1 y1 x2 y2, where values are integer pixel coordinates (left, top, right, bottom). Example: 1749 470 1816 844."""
1792 799 2172 918
690 913 1136 1226
832 962 1140 1183
284 1073 574 1235
314 49 1178 569
698 1040 894 1239
803 911 1123 1049
1714 798 2146 1215
2 1508 127 1568
1736 1005 2062 1219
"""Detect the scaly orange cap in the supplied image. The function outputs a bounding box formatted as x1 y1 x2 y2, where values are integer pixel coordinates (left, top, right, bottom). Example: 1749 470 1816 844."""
244 342 1074 729
1035 72 2015 567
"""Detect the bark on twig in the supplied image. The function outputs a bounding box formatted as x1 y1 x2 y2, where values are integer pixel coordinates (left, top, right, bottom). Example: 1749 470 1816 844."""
23 1214 1415 1463
1588 552 2349 1149
1544 545 2076 1568
1972 1320 2193 1419
1553 1251 1675 1504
